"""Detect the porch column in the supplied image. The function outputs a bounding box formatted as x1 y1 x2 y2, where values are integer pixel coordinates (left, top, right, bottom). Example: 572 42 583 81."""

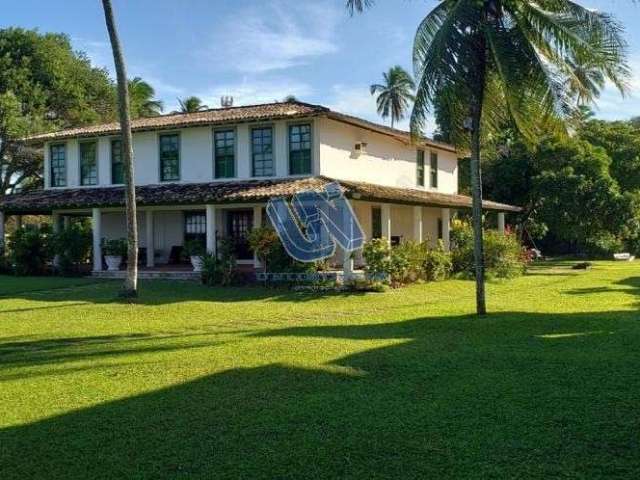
381 204 391 245
497 212 506 235
52 212 61 267
342 250 354 281
413 206 423 243
15 215 23 229
92 208 102 272
145 210 155 268
0 211 5 248
206 205 217 256
441 208 451 251
253 205 262 269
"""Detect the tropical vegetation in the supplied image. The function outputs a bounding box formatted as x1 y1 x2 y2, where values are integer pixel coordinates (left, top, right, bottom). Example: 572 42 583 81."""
177 96 208 113
369 65 415 128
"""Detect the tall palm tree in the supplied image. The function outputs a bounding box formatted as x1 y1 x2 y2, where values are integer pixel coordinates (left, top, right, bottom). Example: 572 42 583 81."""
128 77 163 118
177 96 208 113
370 66 415 128
349 0 628 315
102 0 138 297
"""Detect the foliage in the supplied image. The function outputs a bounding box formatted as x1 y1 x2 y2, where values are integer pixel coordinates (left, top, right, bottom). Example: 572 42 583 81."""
128 77 163 118
52 221 92 274
177 96 208 113
102 238 128 257
247 225 316 274
183 239 206 258
201 239 238 286
451 221 527 279
7 224 53 275
362 238 391 281
369 65 415 128
422 241 453 281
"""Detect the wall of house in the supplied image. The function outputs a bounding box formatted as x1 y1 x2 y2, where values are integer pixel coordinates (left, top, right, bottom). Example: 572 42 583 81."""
317 118 458 194
43 119 321 189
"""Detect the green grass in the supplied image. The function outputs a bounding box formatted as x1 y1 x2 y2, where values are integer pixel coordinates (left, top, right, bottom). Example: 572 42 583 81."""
1 262 639 479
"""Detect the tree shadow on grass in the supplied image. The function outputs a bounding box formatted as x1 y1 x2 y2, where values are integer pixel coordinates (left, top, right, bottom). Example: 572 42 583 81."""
1 310 639 479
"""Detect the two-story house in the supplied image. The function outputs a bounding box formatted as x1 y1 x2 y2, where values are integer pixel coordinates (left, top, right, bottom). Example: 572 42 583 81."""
0 100 519 278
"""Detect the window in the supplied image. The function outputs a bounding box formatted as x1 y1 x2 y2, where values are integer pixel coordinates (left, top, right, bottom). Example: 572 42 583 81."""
160 134 180 181
214 129 235 178
111 139 123 184
289 124 312 174
50 144 66 187
430 151 438 188
371 207 382 239
184 211 206 243
251 127 274 177
416 150 425 186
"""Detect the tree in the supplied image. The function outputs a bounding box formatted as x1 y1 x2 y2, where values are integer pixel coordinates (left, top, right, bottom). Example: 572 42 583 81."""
128 77 163 118
348 0 628 314
102 0 139 296
369 66 415 128
177 96 208 113
0 28 116 197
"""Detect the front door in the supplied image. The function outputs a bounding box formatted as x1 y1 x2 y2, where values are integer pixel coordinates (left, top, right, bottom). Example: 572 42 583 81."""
226 210 254 260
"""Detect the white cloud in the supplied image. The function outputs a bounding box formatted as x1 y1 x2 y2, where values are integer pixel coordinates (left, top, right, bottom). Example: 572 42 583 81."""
202 0 339 73
192 79 314 110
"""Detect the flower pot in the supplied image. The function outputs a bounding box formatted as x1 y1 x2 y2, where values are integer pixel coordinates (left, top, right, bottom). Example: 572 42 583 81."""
190 255 204 273
105 255 122 271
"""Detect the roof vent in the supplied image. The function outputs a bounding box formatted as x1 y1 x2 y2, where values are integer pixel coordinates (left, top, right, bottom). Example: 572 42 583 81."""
220 96 234 108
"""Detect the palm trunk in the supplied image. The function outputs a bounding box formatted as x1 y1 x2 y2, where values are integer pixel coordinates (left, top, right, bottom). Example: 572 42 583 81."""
470 99 486 315
102 0 138 296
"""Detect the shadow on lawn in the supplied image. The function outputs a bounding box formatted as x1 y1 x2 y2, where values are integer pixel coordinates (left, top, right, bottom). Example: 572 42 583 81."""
1 309 640 479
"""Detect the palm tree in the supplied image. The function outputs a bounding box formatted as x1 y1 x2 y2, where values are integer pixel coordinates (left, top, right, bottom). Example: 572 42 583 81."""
128 77 163 118
102 0 138 297
370 66 415 128
348 0 628 315
177 96 208 113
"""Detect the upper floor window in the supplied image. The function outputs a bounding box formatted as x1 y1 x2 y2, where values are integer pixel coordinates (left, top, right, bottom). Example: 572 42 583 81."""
430 151 438 188
289 124 312 175
251 127 274 177
416 150 425 186
160 133 180 182
50 143 66 187
79 141 98 186
111 139 123 184
214 129 235 178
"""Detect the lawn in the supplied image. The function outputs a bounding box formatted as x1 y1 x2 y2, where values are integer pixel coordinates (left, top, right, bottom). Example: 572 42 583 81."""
1 262 639 479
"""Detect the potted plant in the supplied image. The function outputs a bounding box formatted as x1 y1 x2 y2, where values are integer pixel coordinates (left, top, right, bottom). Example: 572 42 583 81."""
184 239 206 272
102 238 127 271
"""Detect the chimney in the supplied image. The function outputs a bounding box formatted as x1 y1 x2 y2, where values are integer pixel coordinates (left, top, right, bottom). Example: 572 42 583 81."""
220 96 234 107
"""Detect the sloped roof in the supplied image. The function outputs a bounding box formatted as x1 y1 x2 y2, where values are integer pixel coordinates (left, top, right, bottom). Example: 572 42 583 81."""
0 176 520 214
24 101 457 153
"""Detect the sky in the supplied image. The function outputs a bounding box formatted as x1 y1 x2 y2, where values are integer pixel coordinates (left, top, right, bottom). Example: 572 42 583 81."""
2 0 640 134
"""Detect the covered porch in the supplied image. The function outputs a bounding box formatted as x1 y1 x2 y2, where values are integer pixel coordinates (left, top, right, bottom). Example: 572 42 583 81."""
0 176 519 278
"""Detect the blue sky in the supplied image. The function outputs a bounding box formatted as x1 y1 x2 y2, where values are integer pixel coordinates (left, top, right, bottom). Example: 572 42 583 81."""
2 0 640 133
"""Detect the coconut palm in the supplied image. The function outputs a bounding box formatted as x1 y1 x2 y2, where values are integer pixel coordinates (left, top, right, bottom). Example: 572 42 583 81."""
177 96 208 113
102 0 138 296
348 0 629 315
128 77 163 118
370 66 415 128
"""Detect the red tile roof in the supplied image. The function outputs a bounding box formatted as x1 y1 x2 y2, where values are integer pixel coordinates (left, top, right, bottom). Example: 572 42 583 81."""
1 176 520 214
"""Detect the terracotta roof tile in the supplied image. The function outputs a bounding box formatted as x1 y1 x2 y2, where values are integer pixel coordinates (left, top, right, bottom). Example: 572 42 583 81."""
1 176 520 214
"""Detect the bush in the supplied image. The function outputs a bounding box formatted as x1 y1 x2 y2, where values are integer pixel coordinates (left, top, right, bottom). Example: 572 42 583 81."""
248 225 317 274
362 238 391 281
184 239 206 257
102 238 128 257
423 241 453 281
201 239 237 286
52 221 92 274
7 225 54 275
451 221 526 279
583 232 624 258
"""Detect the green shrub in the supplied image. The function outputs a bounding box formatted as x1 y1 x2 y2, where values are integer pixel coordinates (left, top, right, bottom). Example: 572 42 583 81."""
102 238 128 257
183 239 206 257
423 241 453 281
7 225 54 275
583 232 624 258
52 221 92 275
248 225 316 274
201 239 238 286
451 220 526 279
362 238 391 281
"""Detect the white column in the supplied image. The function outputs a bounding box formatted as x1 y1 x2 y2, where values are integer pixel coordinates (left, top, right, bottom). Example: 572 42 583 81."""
92 208 102 272
0 211 5 248
413 206 423 243
497 212 506 235
146 210 155 268
52 212 61 267
253 205 262 269
441 208 451 251
206 205 217 257
381 204 391 245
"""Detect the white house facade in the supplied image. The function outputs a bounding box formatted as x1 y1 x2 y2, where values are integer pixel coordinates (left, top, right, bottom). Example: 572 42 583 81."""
0 101 519 278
